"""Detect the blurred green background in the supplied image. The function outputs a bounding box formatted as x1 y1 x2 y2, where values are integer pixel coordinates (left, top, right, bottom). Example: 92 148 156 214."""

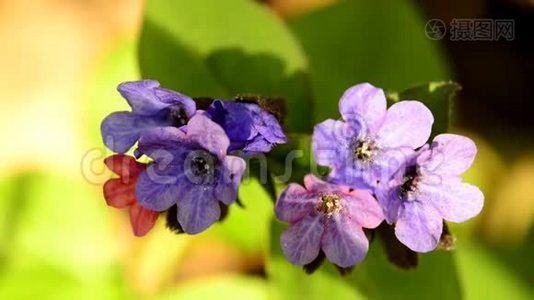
0 0 532 299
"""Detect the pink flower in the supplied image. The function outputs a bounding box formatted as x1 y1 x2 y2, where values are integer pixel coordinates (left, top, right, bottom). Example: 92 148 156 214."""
103 154 159 237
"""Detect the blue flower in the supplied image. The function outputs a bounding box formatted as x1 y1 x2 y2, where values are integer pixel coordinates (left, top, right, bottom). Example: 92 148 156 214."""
206 100 287 153
134 114 246 234
312 83 434 190
101 80 196 153
376 134 484 252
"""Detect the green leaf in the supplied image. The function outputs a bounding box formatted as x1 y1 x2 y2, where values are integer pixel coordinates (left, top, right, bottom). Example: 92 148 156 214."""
288 0 451 123
269 134 312 183
139 0 313 132
157 274 268 300
0 172 127 299
207 179 273 252
388 81 461 138
0 175 27 263
264 173 278 203
455 242 533 300
348 241 462 300
268 133 329 185
484 228 534 288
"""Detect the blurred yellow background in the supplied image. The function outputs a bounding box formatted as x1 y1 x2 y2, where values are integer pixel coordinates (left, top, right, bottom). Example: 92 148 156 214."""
0 0 141 177
0 1 272 298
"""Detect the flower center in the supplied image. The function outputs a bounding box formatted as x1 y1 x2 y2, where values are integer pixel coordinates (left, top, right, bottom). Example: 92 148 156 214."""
185 150 219 184
191 156 212 176
316 194 341 216
169 107 189 127
400 166 419 199
353 139 377 162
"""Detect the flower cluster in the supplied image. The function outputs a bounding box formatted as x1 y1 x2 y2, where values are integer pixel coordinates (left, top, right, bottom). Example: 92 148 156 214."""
276 83 483 270
99 80 483 272
101 80 287 236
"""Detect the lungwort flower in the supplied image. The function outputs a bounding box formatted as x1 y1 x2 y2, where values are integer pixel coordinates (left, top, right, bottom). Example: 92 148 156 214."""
134 114 246 234
206 100 287 153
376 134 484 252
275 175 384 268
101 80 196 153
103 154 159 237
313 83 434 189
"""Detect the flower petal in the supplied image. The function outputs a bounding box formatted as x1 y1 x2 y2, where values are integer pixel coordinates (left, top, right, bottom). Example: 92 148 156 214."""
418 134 477 177
135 168 183 211
280 214 324 265
395 201 442 252
321 214 369 267
129 203 159 237
303 174 327 191
103 178 136 208
207 100 258 142
275 183 316 223
254 111 287 144
208 101 286 153
215 155 246 205
187 114 230 159
312 119 353 169
101 112 169 153
104 154 146 177
154 87 196 117
118 80 196 117
376 101 433 149
344 189 384 228
302 174 351 194
135 126 189 159
370 146 416 187
243 138 272 153
117 80 169 115
338 83 387 133
328 166 372 191
176 186 220 234
419 181 484 223
375 185 403 224
374 153 419 224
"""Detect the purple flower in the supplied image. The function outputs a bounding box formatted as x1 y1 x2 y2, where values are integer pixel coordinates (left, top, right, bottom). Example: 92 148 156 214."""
313 83 434 190
206 100 287 153
275 175 384 267
376 134 484 252
134 114 246 234
101 80 196 153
